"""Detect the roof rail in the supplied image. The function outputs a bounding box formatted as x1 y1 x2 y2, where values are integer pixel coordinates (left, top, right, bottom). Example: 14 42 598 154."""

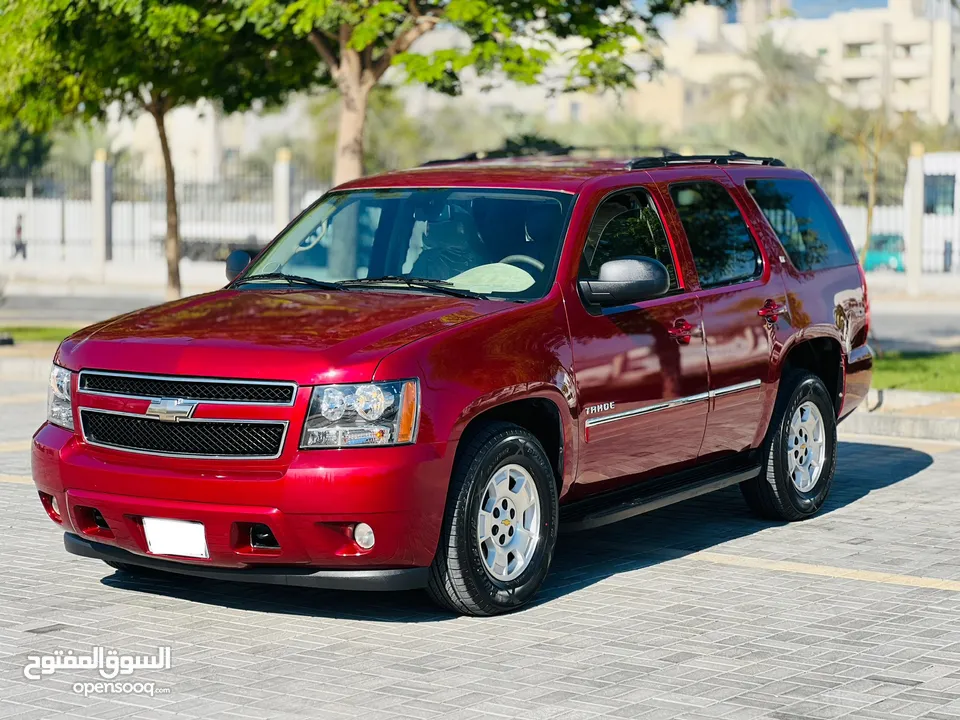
626 150 785 170
420 145 679 167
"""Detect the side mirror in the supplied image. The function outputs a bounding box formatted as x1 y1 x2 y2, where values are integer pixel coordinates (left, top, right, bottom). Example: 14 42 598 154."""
225 249 252 282
579 256 670 307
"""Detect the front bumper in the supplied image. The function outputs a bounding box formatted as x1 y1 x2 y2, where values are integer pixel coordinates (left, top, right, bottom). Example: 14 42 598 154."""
64 533 428 590
33 423 454 574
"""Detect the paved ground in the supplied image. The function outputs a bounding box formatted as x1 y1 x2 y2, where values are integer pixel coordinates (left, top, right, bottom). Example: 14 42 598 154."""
3 384 960 719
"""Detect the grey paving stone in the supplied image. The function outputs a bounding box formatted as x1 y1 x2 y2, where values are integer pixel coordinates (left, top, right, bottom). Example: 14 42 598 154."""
5 397 960 719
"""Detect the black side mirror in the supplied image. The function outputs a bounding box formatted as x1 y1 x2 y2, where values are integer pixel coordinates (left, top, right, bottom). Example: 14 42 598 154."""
579 256 670 307
225 250 252 282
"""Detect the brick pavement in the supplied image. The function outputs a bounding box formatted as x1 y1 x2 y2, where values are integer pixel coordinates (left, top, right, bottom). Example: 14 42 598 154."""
3 384 960 719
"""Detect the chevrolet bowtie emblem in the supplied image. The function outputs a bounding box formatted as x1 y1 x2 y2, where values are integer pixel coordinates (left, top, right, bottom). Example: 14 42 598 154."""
145 397 199 423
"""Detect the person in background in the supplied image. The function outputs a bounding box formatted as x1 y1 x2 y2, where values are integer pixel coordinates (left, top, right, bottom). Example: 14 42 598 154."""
11 214 26 259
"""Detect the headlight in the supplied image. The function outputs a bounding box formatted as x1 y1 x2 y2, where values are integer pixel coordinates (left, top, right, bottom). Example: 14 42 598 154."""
301 379 419 449
47 364 74 431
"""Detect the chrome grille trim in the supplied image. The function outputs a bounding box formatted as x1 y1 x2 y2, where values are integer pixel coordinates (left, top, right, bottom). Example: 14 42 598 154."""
79 408 289 460
78 370 297 406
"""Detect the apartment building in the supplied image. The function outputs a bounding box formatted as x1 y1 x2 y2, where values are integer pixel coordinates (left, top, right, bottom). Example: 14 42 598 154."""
561 0 960 132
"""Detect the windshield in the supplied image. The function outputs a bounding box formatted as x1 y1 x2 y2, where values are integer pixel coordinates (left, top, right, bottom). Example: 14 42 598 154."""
243 187 573 301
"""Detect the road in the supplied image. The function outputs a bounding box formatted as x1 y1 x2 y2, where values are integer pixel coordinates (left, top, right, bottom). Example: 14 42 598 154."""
2 293 959 352
4 381 960 718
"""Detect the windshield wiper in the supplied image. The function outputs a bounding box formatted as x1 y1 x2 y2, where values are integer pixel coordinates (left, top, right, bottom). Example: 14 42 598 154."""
340 276 485 299
235 272 347 291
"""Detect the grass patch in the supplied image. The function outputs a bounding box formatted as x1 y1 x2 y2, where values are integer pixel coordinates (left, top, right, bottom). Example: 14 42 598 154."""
872 351 960 393
0 327 78 343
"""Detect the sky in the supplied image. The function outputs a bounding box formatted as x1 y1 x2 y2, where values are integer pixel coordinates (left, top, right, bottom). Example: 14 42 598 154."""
792 0 886 16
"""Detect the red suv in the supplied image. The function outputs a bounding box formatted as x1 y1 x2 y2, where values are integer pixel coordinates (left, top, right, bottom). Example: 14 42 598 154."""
33 153 872 615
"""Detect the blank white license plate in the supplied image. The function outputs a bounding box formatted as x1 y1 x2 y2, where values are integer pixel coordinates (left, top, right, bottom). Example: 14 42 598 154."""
142 517 208 558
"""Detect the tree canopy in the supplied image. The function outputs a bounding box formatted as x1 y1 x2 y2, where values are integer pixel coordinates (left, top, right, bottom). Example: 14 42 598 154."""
232 0 734 183
0 0 324 295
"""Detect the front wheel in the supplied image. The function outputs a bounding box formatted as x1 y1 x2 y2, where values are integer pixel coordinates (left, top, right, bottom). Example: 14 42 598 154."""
427 422 559 616
741 371 837 521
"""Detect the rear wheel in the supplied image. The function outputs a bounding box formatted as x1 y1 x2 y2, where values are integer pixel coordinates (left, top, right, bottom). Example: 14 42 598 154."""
741 371 837 521
427 422 559 616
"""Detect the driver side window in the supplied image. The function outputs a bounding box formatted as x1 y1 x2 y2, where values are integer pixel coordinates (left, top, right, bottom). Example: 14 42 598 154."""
581 190 680 291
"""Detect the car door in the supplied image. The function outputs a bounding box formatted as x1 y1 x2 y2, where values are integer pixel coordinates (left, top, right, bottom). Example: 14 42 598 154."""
664 171 789 460
565 186 710 498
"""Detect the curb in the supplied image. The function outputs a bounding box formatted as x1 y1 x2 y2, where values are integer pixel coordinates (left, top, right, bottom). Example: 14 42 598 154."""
844 389 960 442
842 411 960 443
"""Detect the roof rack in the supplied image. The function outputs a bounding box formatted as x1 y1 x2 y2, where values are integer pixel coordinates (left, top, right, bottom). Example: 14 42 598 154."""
626 150 785 170
420 145 679 167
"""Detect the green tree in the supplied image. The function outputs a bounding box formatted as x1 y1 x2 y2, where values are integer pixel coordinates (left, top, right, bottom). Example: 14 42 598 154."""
829 106 897 263
233 0 733 186
711 32 821 114
48 119 133 173
0 0 323 297
0 122 51 172
550 110 664 156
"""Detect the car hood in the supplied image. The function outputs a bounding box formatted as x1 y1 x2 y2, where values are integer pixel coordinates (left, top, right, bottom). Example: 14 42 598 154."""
57 289 508 385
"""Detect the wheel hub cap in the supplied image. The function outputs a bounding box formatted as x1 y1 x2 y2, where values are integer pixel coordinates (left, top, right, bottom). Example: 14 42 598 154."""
788 401 826 493
477 464 541 582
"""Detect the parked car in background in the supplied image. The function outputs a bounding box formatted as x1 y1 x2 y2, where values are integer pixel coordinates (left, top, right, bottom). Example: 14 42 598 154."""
33 152 872 615
863 233 905 272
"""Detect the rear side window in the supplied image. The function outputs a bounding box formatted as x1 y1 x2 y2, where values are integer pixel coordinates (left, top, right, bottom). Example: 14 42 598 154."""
747 178 857 271
581 189 680 291
669 182 762 289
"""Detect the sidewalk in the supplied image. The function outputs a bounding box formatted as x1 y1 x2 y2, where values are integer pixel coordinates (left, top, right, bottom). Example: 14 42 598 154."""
842 388 960 442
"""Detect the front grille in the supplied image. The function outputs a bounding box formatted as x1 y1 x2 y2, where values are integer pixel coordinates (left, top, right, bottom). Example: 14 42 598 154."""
79 372 295 405
80 410 286 459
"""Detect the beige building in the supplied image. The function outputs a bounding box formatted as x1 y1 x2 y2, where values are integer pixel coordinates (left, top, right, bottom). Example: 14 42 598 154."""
559 0 960 132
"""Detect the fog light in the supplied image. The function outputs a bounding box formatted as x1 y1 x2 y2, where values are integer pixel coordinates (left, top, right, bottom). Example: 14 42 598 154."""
51 496 60 517
91 508 109 530
354 523 375 550
250 523 280 550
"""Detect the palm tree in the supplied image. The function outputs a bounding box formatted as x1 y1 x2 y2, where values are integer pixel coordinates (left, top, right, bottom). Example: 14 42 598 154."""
712 32 822 115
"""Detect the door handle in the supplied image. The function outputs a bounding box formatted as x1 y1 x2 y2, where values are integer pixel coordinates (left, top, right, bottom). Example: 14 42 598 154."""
758 299 786 323
668 318 697 344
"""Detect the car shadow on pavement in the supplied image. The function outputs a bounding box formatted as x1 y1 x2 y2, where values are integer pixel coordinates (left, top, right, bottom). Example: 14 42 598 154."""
537 441 934 605
99 441 934 620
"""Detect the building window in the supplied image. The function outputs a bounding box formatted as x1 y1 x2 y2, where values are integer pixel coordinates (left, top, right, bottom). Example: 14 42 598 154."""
896 44 914 59
817 48 828 57
924 175 956 215
569 102 581 123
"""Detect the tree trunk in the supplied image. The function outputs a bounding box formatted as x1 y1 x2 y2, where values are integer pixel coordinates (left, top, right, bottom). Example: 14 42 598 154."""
152 107 182 299
333 56 371 186
326 53 371 277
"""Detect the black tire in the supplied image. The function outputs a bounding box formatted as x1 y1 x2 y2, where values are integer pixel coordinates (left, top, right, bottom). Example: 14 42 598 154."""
427 422 559 616
741 370 837 521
